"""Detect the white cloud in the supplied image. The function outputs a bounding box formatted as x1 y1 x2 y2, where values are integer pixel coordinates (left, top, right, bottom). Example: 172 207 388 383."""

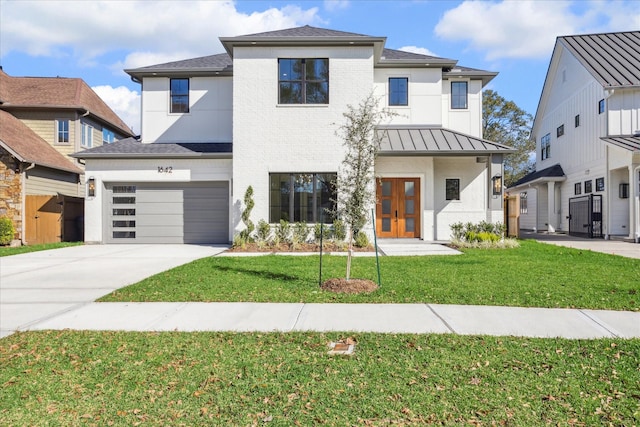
398 46 437 57
324 0 350 12
92 85 141 134
0 0 322 67
434 0 640 61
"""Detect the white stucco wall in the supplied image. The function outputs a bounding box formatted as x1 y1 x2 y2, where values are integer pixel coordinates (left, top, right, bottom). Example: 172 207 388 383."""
83 158 232 243
141 76 232 144
442 78 483 137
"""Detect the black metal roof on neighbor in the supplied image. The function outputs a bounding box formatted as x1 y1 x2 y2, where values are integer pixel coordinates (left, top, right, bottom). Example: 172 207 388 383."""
510 164 565 188
600 135 640 151
560 31 640 88
72 138 232 159
376 126 514 155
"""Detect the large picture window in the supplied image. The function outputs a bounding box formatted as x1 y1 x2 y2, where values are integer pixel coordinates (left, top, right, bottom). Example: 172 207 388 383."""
269 173 336 223
389 77 408 106
451 81 468 109
170 78 189 113
278 59 329 104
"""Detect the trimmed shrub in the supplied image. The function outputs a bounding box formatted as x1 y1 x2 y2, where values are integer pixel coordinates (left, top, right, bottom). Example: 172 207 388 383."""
354 231 369 248
0 217 14 245
255 219 271 243
313 222 332 243
332 219 346 241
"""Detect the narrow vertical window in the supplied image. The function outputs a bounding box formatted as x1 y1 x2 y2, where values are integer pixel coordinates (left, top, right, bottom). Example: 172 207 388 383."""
556 124 564 138
541 133 551 160
519 192 528 214
574 114 580 127
170 78 189 113
451 81 468 109
81 123 93 148
445 178 460 200
575 182 581 195
389 77 408 106
598 99 605 114
56 119 69 143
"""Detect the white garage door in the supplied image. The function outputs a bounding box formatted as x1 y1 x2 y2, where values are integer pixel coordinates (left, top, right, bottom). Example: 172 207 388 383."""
106 182 229 244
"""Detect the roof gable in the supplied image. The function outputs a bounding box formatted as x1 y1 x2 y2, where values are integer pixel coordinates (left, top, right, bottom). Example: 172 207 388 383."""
560 31 640 88
0 70 134 137
0 110 82 174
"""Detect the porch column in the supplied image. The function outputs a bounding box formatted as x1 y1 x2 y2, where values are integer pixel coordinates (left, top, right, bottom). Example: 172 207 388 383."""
547 181 558 232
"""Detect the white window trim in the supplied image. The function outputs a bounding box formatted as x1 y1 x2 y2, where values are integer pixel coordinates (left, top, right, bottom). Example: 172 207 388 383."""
54 119 70 145
81 123 93 148
445 177 462 202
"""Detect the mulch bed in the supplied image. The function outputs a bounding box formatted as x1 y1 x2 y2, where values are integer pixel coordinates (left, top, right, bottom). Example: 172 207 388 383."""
320 278 379 294
228 242 374 253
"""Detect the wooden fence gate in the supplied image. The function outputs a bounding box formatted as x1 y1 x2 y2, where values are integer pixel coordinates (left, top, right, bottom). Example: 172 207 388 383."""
504 194 520 238
25 195 84 244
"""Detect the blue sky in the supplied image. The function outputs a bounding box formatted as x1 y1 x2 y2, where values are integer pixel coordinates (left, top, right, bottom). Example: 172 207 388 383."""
1 0 639 133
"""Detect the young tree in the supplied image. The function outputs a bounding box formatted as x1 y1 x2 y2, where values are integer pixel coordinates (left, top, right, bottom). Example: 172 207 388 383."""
334 93 393 280
483 90 534 186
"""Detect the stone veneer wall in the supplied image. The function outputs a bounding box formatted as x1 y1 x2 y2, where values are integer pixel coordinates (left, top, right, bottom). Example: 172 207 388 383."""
0 147 22 242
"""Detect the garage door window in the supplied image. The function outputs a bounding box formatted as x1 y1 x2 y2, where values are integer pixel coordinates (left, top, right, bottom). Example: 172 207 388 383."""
112 186 136 239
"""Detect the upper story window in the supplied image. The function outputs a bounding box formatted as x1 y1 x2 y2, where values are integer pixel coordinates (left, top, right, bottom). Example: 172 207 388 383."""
598 99 605 114
575 114 580 127
278 58 329 104
81 123 93 148
56 119 69 144
556 124 564 138
170 78 189 113
541 133 551 160
451 81 468 109
103 128 115 144
389 77 408 106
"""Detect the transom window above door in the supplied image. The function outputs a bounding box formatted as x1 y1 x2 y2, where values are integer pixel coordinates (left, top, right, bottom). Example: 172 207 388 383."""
278 59 329 104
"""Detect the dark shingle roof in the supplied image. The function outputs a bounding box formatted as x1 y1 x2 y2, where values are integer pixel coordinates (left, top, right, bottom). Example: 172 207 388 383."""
600 135 640 151
510 164 565 188
126 53 233 76
560 31 640 88
72 138 232 159
0 110 82 174
231 25 375 39
376 126 514 155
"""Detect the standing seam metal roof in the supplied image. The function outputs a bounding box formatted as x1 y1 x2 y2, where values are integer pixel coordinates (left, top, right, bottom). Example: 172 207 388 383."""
560 31 640 88
377 127 514 154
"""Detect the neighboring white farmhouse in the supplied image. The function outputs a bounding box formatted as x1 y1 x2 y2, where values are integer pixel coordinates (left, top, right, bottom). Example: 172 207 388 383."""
74 26 511 244
508 31 640 242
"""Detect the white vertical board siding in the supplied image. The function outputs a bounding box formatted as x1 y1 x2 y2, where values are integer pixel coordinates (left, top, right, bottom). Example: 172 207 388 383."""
610 167 631 236
608 89 640 135
232 46 375 233
373 68 443 125
517 188 538 231
141 76 232 144
83 158 232 243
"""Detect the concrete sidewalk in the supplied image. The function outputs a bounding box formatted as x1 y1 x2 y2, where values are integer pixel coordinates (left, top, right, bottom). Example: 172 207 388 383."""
24 302 640 339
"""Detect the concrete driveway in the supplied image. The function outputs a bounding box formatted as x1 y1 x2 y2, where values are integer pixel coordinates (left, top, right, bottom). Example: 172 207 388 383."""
0 244 227 338
522 232 640 259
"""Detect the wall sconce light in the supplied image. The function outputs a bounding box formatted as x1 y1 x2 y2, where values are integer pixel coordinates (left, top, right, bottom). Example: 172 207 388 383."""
619 183 629 199
492 175 502 196
87 177 96 197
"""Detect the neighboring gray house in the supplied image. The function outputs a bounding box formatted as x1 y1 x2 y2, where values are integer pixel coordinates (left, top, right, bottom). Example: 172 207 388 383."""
508 31 640 242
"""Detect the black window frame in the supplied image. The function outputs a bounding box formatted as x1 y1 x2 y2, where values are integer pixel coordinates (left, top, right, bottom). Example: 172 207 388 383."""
557 124 564 138
598 99 605 114
388 77 408 106
520 192 528 214
269 172 336 223
575 114 580 127
278 58 329 105
445 178 460 201
451 81 468 109
541 133 551 160
595 177 605 192
170 78 189 113
585 180 592 193
575 182 582 195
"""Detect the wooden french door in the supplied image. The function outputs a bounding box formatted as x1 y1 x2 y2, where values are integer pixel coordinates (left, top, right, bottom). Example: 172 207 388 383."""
376 178 420 238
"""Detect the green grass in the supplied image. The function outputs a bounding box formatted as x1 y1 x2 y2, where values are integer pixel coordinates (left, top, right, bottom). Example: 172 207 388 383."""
101 240 640 311
0 241 82 257
1 331 638 425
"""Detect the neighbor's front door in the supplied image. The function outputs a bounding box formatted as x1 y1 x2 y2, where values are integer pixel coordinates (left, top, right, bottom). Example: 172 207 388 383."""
376 178 420 238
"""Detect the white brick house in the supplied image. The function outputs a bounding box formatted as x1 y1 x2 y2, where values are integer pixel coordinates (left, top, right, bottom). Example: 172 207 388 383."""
75 26 511 244
508 31 640 242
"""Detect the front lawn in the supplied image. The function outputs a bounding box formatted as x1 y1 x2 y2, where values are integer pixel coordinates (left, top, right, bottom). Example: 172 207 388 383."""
1 331 638 425
0 241 82 257
101 240 639 311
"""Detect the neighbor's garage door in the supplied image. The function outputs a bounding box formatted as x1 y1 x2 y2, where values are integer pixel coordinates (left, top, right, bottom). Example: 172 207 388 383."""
106 182 228 244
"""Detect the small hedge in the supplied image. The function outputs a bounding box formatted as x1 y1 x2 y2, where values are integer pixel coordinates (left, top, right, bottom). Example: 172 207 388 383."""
450 221 518 249
0 217 15 246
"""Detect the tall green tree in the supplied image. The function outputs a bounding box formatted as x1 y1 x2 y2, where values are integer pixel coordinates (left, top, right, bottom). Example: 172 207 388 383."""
483 90 534 187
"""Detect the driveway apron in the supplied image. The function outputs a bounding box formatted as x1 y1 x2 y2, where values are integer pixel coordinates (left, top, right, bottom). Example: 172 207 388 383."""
0 244 227 337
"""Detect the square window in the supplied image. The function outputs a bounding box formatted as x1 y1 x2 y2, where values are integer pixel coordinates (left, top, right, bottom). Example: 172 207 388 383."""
278 59 328 104
389 77 408 106
595 177 604 192
575 114 580 127
574 182 581 195
585 180 592 193
170 78 189 113
598 99 605 114
445 178 460 200
451 81 468 109
557 124 564 137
